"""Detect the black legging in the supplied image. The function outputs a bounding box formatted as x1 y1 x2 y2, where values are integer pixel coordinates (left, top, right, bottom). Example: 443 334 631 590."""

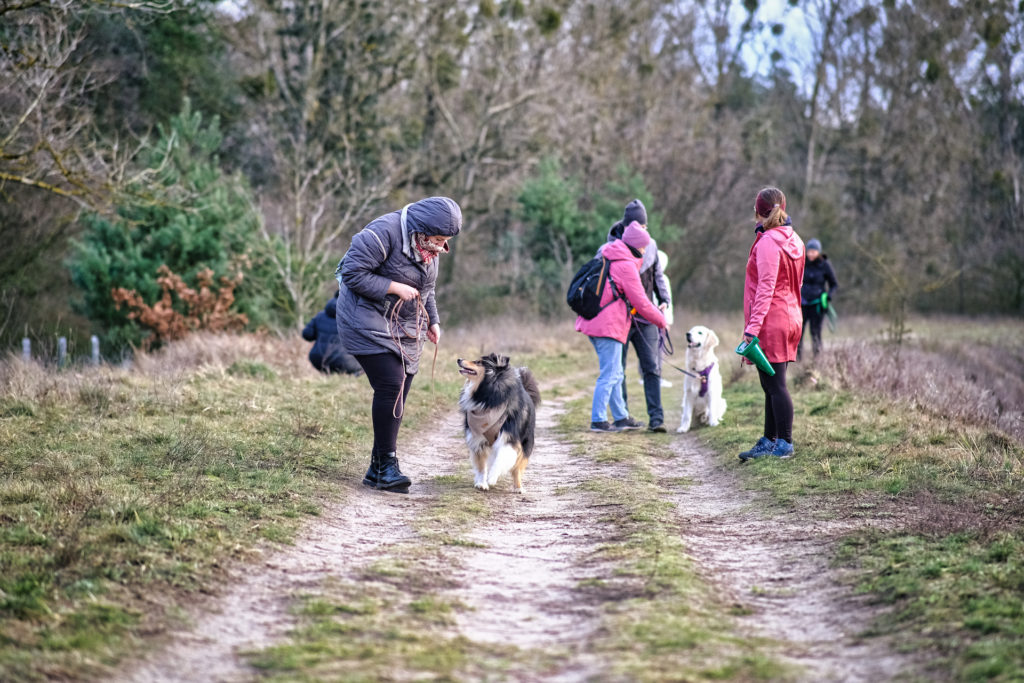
799 303 824 358
758 361 793 443
354 353 415 454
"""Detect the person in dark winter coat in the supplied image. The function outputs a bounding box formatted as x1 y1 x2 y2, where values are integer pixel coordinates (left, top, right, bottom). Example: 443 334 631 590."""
302 294 362 375
798 238 839 359
335 196 462 493
605 199 673 432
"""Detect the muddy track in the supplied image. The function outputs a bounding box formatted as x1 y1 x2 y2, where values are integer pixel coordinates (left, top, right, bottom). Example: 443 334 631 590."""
124 410 466 683
662 437 916 682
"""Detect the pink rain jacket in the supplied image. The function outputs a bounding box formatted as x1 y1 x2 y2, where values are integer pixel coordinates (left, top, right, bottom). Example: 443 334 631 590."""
743 223 805 363
576 239 668 343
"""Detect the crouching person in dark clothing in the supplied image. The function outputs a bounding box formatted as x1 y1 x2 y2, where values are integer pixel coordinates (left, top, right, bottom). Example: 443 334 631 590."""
335 197 461 493
798 238 839 359
302 293 362 375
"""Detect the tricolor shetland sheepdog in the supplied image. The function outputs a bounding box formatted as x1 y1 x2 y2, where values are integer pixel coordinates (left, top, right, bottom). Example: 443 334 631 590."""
457 353 541 493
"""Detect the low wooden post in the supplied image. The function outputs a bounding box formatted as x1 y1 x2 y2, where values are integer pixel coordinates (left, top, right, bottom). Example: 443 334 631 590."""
58 336 67 368
91 335 100 365
22 338 30 362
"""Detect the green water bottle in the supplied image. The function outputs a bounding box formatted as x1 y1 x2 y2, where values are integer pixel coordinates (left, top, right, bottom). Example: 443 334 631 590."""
736 337 775 376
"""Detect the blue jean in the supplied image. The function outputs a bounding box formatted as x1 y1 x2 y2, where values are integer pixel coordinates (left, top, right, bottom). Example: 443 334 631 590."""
621 322 664 425
589 336 628 423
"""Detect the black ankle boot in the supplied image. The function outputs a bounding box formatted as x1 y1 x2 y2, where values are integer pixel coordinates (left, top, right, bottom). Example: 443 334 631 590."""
375 451 411 493
362 447 380 488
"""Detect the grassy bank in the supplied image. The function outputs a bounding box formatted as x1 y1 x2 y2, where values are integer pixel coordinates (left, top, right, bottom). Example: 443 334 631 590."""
0 322 593 681
0 333 467 681
697 325 1024 679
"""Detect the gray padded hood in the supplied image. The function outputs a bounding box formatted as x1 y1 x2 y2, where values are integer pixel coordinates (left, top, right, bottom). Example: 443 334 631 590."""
403 196 462 237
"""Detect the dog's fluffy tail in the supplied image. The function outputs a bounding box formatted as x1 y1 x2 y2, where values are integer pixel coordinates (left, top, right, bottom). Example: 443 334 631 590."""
519 367 541 406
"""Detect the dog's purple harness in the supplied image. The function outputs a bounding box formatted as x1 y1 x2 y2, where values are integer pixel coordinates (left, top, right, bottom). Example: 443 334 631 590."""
698 363 715 397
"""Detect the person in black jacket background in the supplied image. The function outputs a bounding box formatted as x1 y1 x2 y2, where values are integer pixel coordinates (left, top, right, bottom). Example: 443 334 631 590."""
798 238 839 359
302 292 362 375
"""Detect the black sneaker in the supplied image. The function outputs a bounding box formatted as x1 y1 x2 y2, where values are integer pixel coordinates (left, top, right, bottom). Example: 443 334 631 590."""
590 421 623 433
613 417 645 431
647 421 667 433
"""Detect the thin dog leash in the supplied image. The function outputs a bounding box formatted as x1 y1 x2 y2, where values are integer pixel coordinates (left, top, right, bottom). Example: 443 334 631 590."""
386 296 438 418
626 313 701 379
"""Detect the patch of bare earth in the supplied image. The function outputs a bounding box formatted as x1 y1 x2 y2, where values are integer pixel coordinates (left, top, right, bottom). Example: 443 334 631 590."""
123 410 466 683
662 437 919 681
445 396 611 679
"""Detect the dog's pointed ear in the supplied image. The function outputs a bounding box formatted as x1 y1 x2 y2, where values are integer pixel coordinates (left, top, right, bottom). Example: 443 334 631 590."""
707 330 720 351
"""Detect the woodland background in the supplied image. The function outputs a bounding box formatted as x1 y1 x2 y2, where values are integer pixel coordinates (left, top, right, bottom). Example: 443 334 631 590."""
1 0 1022 354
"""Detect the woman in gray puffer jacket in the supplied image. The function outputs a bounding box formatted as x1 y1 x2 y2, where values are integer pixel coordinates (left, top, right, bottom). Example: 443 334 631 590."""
335 197 462 493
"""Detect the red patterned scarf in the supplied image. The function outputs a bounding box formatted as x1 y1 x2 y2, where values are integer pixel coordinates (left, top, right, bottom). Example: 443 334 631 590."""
413 232 448 264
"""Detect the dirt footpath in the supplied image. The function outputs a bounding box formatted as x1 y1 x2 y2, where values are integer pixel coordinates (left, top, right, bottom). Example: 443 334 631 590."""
445 396 611 679
661 438 915 681
124 387 917 682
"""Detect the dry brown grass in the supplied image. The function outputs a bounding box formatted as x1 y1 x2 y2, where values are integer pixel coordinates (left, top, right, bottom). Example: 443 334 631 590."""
131 331 315 378
815 321 1024 443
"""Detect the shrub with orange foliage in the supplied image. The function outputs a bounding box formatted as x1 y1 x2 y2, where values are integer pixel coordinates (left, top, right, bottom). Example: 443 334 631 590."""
111 265 248 349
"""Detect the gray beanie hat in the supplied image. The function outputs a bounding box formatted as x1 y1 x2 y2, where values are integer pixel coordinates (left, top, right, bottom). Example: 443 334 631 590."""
623 199 647 226
806 238 822 251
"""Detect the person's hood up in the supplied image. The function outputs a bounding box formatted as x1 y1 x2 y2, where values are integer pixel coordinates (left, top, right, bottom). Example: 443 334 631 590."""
604 221 657 272
403 196 462 237
606 220 625 243
600 238 643 263
763 222 804 260
325 297 338 318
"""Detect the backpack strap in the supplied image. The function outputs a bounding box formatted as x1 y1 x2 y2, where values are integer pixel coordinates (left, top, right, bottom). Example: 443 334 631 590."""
599 256 634 316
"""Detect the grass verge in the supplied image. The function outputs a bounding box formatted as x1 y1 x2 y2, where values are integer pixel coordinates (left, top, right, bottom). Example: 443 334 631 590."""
698 357 1024 679
0 336 464 681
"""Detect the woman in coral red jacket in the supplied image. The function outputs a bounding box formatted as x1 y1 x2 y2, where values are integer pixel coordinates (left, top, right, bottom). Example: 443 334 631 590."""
738 187 805 461
576 222 668 432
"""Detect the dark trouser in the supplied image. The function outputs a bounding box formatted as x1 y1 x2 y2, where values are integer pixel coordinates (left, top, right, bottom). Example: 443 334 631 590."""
620 322 663 425
311 350 363 375
354 353 415 453
758 361 793 443
799 303 824 359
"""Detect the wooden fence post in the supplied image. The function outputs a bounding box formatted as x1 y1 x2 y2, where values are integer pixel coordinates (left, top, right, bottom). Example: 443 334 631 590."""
58 336 67 368
91 335 100 365
22 338 30 362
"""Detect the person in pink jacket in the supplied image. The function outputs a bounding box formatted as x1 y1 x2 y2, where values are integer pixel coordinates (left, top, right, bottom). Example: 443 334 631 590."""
738 187 805 460
576 222 669 432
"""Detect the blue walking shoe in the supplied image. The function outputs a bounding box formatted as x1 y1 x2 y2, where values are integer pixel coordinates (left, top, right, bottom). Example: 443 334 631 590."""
738 436 775 461
771 439 794 459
